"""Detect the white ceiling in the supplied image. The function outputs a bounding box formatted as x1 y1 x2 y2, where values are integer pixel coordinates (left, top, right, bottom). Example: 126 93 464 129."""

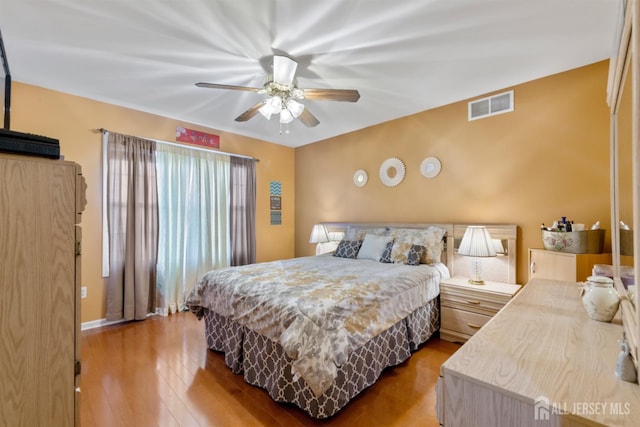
0 0 621 148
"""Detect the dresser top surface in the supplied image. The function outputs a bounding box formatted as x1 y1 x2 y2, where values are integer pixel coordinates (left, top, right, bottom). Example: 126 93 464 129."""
441 278 640 426
441 276 521 295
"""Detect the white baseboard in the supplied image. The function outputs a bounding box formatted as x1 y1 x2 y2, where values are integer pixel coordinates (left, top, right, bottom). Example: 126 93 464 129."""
80 318 125 331
81 312 160 331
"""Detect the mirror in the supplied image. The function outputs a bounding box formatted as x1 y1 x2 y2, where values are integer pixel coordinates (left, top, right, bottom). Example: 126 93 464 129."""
610 0 639 371
619 41 634 267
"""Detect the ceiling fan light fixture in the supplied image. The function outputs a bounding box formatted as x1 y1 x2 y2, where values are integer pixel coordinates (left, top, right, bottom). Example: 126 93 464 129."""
291 87 304 99
269 96 283 113
196 54 358 130
286 99 305 118
258 103 274 120
279 108 294 124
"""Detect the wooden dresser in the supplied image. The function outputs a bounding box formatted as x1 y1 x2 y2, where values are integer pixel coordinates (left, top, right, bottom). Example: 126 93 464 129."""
438 278 640 427
0 154 86 426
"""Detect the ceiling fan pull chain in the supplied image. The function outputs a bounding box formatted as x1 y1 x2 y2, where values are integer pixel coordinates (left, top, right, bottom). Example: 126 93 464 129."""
279 122 291 135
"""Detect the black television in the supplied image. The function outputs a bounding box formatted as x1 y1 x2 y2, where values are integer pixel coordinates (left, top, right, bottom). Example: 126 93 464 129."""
0 28 10 130
0 28 60 158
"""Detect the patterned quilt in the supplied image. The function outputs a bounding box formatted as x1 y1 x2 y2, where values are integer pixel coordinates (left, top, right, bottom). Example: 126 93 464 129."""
186 254 449 396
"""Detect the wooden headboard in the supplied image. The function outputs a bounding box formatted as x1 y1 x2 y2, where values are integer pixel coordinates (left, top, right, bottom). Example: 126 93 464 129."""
318 222 518 284
320 222 455 269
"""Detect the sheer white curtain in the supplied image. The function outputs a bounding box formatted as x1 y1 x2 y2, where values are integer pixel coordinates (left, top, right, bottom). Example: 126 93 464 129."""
155 143 230 315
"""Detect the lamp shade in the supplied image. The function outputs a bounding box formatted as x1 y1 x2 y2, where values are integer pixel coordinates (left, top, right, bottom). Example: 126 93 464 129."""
309 224 329 243
258 102 274 119
458 226 497 257
286 99 305 118
269 95 283 112
280 107 294 124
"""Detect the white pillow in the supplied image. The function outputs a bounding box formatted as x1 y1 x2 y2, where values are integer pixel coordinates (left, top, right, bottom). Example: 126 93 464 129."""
357 234 394 261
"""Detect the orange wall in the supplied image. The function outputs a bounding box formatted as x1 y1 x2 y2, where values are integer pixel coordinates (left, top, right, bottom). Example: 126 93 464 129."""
10 82 295 323
9 60 611 321
295 61 611 285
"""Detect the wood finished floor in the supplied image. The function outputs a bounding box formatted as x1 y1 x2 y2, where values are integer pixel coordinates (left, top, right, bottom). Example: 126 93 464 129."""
80 312 460 427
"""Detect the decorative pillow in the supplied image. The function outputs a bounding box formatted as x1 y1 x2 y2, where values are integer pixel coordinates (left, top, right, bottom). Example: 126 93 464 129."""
379 240 394 263
357 234 394 261
389 226 446 264
343 226 390 241
389 242 424 265
406 245 425 266
333 240 363 259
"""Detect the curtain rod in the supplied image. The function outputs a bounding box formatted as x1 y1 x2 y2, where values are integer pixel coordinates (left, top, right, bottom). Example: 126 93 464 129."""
96 128 259 162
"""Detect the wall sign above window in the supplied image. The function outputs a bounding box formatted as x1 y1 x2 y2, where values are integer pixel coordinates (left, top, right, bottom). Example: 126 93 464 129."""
176 126 220 149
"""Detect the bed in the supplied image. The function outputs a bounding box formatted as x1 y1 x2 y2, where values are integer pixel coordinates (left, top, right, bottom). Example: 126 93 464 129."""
186 223 455 418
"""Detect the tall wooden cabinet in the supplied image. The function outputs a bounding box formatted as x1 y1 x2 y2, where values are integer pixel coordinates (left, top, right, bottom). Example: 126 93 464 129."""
0 153 86 426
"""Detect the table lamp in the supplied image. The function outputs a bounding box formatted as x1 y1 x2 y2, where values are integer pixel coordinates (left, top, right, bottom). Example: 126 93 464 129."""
457 225 497 285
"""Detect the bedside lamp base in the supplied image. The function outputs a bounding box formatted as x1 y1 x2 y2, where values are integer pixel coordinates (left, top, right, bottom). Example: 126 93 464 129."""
468 257 486 285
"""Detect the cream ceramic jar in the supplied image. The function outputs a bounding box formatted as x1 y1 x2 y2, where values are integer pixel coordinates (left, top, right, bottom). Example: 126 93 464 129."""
581 276 620 322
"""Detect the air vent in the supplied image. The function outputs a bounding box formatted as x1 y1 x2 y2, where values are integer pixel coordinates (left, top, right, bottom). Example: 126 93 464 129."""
468 90 514 121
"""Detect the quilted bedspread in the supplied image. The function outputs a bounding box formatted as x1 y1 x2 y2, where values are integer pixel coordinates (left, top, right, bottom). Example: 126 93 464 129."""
186 254 449 396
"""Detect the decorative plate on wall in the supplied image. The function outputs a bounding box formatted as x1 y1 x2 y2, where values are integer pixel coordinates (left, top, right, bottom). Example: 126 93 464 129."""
353 169 368 187
420 156 441 179
379 157 405 187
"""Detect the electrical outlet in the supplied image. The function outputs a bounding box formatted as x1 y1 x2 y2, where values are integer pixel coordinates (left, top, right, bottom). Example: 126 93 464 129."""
81 286 87 299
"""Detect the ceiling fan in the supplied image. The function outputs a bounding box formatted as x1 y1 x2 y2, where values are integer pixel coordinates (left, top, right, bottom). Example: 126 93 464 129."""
195 55 360 128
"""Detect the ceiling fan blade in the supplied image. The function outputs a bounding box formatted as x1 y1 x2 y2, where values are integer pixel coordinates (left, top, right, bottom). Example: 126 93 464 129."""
302 88 360 102
195 82 261 92
298 108 320 127
272 55 298 86
235 100 268 122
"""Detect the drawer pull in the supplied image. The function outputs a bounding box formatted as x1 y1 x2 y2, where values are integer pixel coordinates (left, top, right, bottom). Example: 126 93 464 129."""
466 299 481 305
467 322 482 329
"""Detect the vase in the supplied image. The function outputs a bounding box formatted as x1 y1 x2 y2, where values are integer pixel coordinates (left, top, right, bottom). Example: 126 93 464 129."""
581 276 620 322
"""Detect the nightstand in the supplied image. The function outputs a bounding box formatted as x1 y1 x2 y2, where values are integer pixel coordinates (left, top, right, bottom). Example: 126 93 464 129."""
439 276 521 343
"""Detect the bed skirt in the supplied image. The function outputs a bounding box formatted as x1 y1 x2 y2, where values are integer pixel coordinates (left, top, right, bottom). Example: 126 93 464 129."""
202 296 440 419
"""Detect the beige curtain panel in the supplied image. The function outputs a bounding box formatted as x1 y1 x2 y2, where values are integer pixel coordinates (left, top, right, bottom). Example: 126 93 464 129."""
106 132 159 321
230 156 256 266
